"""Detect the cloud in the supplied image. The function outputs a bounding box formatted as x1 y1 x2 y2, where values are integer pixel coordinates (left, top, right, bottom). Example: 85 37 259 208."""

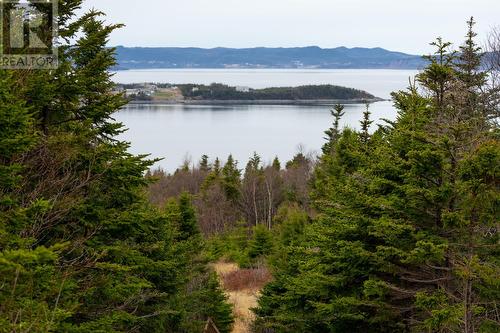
81 0 500 54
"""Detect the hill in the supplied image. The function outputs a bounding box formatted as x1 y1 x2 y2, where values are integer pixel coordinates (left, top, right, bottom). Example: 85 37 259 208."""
114 46 426 70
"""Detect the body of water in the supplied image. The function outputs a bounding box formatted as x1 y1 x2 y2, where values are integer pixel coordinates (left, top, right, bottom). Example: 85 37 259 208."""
114 69 419 171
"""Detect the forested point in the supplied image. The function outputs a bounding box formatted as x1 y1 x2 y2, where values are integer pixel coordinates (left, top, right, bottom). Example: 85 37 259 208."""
0 1 499 333
121 83 379 103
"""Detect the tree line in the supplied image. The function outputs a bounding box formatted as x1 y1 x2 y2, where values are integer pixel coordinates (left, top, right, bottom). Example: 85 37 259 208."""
178 84 377 101
147 152 313 237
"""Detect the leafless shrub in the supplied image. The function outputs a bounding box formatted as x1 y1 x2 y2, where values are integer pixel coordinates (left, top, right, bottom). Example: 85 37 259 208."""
147 153 314 235
485 26 500 125
220 266 272 292
486 26 500 76
147 167 208 207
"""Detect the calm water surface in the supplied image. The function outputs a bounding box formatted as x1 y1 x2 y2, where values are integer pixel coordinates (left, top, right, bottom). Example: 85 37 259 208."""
114 69 419 171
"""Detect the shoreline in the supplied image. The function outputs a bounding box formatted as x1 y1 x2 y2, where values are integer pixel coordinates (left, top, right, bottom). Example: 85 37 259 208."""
127 98 386 106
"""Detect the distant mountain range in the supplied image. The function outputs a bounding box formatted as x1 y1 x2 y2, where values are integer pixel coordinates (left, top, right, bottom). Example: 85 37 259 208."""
113 46 427 70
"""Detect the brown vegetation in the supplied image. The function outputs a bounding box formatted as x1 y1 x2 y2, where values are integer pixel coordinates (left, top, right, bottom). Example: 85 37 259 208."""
147 152 314 236
220 266 272 292
213 262 272 333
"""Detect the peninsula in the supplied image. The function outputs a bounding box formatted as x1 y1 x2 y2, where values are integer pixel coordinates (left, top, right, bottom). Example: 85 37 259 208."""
118 83 383 105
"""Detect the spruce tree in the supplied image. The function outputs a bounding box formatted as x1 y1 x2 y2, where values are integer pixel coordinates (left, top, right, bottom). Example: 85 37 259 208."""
200 154 211 172
272 157 281 171
0 71 67 332
222 154 241 201
182 272 234 333
255 21 499 333
248 224 274 260
323 104 345 153
213 157 221 174
178 192 201 241
246 152 262 174
162 195 234 333
1 2 233 331
359 103 373 144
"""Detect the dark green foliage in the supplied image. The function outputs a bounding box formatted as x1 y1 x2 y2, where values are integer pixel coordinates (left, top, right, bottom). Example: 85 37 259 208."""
205 223 275 268
200 154 211 172
246 152 262 174
285 152 308 170
272 157 281 171
178 192 201 241
273 204 309 247
222 155 241 201
323 104 345 153
213 158 221 175
181 272 234 333
0 2 232 332
205 223 252 268
359 104 373 144
178 83 377 101
153 196 233 333
0 71 37 248
204 204 311 269
254 21 500 333
247 225 274 260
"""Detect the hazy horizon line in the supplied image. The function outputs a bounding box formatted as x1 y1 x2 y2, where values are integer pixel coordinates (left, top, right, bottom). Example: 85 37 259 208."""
112 45 421 55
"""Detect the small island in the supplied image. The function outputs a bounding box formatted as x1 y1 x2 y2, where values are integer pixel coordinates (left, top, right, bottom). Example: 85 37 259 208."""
116 83 383 105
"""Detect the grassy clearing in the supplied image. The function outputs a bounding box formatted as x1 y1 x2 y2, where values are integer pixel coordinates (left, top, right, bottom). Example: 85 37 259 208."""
212 261 272 333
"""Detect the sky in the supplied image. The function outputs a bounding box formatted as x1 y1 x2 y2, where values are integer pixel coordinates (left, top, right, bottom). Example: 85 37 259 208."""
81 0 500 54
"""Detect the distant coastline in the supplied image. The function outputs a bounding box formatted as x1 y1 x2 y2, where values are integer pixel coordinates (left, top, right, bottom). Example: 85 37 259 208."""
127 98 385 106
113 46 426 70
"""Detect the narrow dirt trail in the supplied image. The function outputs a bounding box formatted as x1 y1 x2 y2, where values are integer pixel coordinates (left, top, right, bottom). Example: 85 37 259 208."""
212 262 270 333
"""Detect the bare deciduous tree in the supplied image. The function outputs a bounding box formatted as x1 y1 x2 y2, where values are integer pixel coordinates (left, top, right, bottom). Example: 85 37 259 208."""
485 26 500 125
486 26 500 74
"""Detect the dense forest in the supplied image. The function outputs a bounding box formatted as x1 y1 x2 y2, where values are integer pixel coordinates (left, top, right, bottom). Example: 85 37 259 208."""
177 84 378 101
121 83 379 102
1 1 499 333
0 1 233 332
251 23 500 331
